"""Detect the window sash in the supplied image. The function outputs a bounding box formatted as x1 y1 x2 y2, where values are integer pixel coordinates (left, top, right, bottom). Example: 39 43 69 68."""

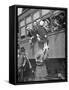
42 9 50 16
33 11 40 20
27 23 32 30
18 8 22 16
21 27 25 36
20 20 25 27
26 16 32 24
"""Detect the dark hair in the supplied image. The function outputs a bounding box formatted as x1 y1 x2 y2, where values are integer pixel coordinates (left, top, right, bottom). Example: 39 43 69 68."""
21 47 25 52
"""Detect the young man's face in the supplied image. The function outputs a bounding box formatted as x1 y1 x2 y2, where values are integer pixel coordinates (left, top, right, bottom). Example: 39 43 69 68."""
21 51 25 56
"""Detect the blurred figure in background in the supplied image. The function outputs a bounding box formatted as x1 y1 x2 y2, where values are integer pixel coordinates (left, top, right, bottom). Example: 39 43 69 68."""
18 47 32 81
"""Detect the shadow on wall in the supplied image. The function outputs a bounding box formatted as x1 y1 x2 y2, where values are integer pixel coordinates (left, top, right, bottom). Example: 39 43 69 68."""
45 58 65 78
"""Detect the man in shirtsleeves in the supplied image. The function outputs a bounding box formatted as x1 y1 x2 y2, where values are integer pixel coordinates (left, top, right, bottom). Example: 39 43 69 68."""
20 47 32 81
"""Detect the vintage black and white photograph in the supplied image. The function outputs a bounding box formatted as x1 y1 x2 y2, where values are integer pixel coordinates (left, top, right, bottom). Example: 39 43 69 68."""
17 7 67 83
